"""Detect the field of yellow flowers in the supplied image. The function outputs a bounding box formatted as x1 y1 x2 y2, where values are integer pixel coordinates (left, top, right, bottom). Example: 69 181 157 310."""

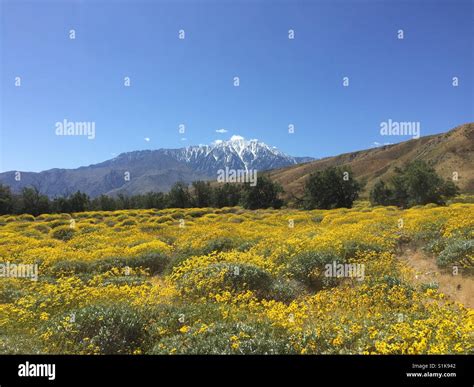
0 202 472 354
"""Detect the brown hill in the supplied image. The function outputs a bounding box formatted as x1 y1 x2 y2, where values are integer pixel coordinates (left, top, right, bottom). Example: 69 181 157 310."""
267 123 474 201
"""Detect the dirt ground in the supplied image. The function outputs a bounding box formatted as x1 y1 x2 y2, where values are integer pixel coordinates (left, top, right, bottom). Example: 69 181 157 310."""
398 248 473 309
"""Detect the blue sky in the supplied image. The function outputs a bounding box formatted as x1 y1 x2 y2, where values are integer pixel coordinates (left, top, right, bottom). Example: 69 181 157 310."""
1 0 473 172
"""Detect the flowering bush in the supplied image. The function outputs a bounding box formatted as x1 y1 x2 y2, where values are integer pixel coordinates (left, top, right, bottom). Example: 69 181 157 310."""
0 203 472 354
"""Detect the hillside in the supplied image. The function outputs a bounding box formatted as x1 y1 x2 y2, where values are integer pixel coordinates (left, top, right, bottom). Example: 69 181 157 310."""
267 123 474 200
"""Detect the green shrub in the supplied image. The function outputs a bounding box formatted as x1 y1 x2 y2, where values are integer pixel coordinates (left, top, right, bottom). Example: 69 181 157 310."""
49 260 90 276
79 225 99 234
236 240 256 252
151 321 294 355
84 253 171 275
420 282 439 291
130 252 170 274
49 220 70 229
176 262 274 299
100 276 146 287
0 332 43 354
43 303 153 354
289 251 341 290
0 280 27 303
50 226 77 241
32 223 51 234
202 237 237 254
118 219 136 227
312 215 324 223
269 278 306 303
423 238 447 255
148 303 224 336
18 214 35 222
437 239 474 269
342 240 383 259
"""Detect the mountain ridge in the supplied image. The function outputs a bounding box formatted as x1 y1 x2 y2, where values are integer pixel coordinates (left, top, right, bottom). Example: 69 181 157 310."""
267 122 474 200
1 123 472 199
0 136 312 197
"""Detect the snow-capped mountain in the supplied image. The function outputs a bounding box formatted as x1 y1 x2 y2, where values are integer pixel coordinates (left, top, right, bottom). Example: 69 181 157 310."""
163 135 306 175
0 136 313 197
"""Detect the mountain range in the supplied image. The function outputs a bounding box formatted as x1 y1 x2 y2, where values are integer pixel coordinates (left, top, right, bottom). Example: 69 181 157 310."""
1 123 472 199
0 136 312 197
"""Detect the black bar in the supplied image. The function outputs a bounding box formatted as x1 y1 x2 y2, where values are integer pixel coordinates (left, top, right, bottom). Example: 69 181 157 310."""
0 355 471 386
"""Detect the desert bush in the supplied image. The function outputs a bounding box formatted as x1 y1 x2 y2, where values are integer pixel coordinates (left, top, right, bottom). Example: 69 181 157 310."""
437 239 474 269
18 214 35 222
32 223 51 234
49 220 70 229
289 251 341 290
342 240 384 258
50 226 77 241
202 237 237 254
43 303 153 354
151 321 294 355
175 262 274 299
118 219 137 227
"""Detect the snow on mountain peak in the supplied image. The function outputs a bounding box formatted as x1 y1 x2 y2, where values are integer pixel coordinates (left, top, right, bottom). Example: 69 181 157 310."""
159 134 306 176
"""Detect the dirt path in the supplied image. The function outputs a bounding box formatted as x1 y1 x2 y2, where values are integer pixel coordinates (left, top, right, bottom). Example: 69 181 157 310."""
398 248 474 309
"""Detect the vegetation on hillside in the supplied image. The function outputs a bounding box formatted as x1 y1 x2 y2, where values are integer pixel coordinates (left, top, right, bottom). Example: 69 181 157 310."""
0 203 472 354
370 161 458 208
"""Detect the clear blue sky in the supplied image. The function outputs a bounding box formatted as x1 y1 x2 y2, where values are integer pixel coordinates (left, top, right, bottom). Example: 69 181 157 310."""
1 0 473 172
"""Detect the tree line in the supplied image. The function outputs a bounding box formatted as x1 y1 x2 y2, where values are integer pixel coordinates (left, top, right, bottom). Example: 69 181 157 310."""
0 161 458 215
0 177 283 216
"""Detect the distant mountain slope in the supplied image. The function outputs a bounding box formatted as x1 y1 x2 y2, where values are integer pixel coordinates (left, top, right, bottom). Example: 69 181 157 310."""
267 123 474 200
0 136 312 197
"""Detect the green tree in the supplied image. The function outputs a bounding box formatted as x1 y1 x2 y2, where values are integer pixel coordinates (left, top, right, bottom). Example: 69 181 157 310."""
213 183 242 208
370 160 459 208
241 176 284 209
91 195 117 211
69 191 90 212
369 180 392 206
20 187 50 216
166 182 192 208
0 184 13 215
192 181 213 207
142 192 166 209
303 167 360 209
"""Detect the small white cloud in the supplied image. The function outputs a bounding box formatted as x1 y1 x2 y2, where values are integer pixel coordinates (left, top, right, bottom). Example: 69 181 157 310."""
230 135 244 141
216 128 228 133
181 137 187 141
372 141 392 148
144 137 150 142
213 139 223 145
